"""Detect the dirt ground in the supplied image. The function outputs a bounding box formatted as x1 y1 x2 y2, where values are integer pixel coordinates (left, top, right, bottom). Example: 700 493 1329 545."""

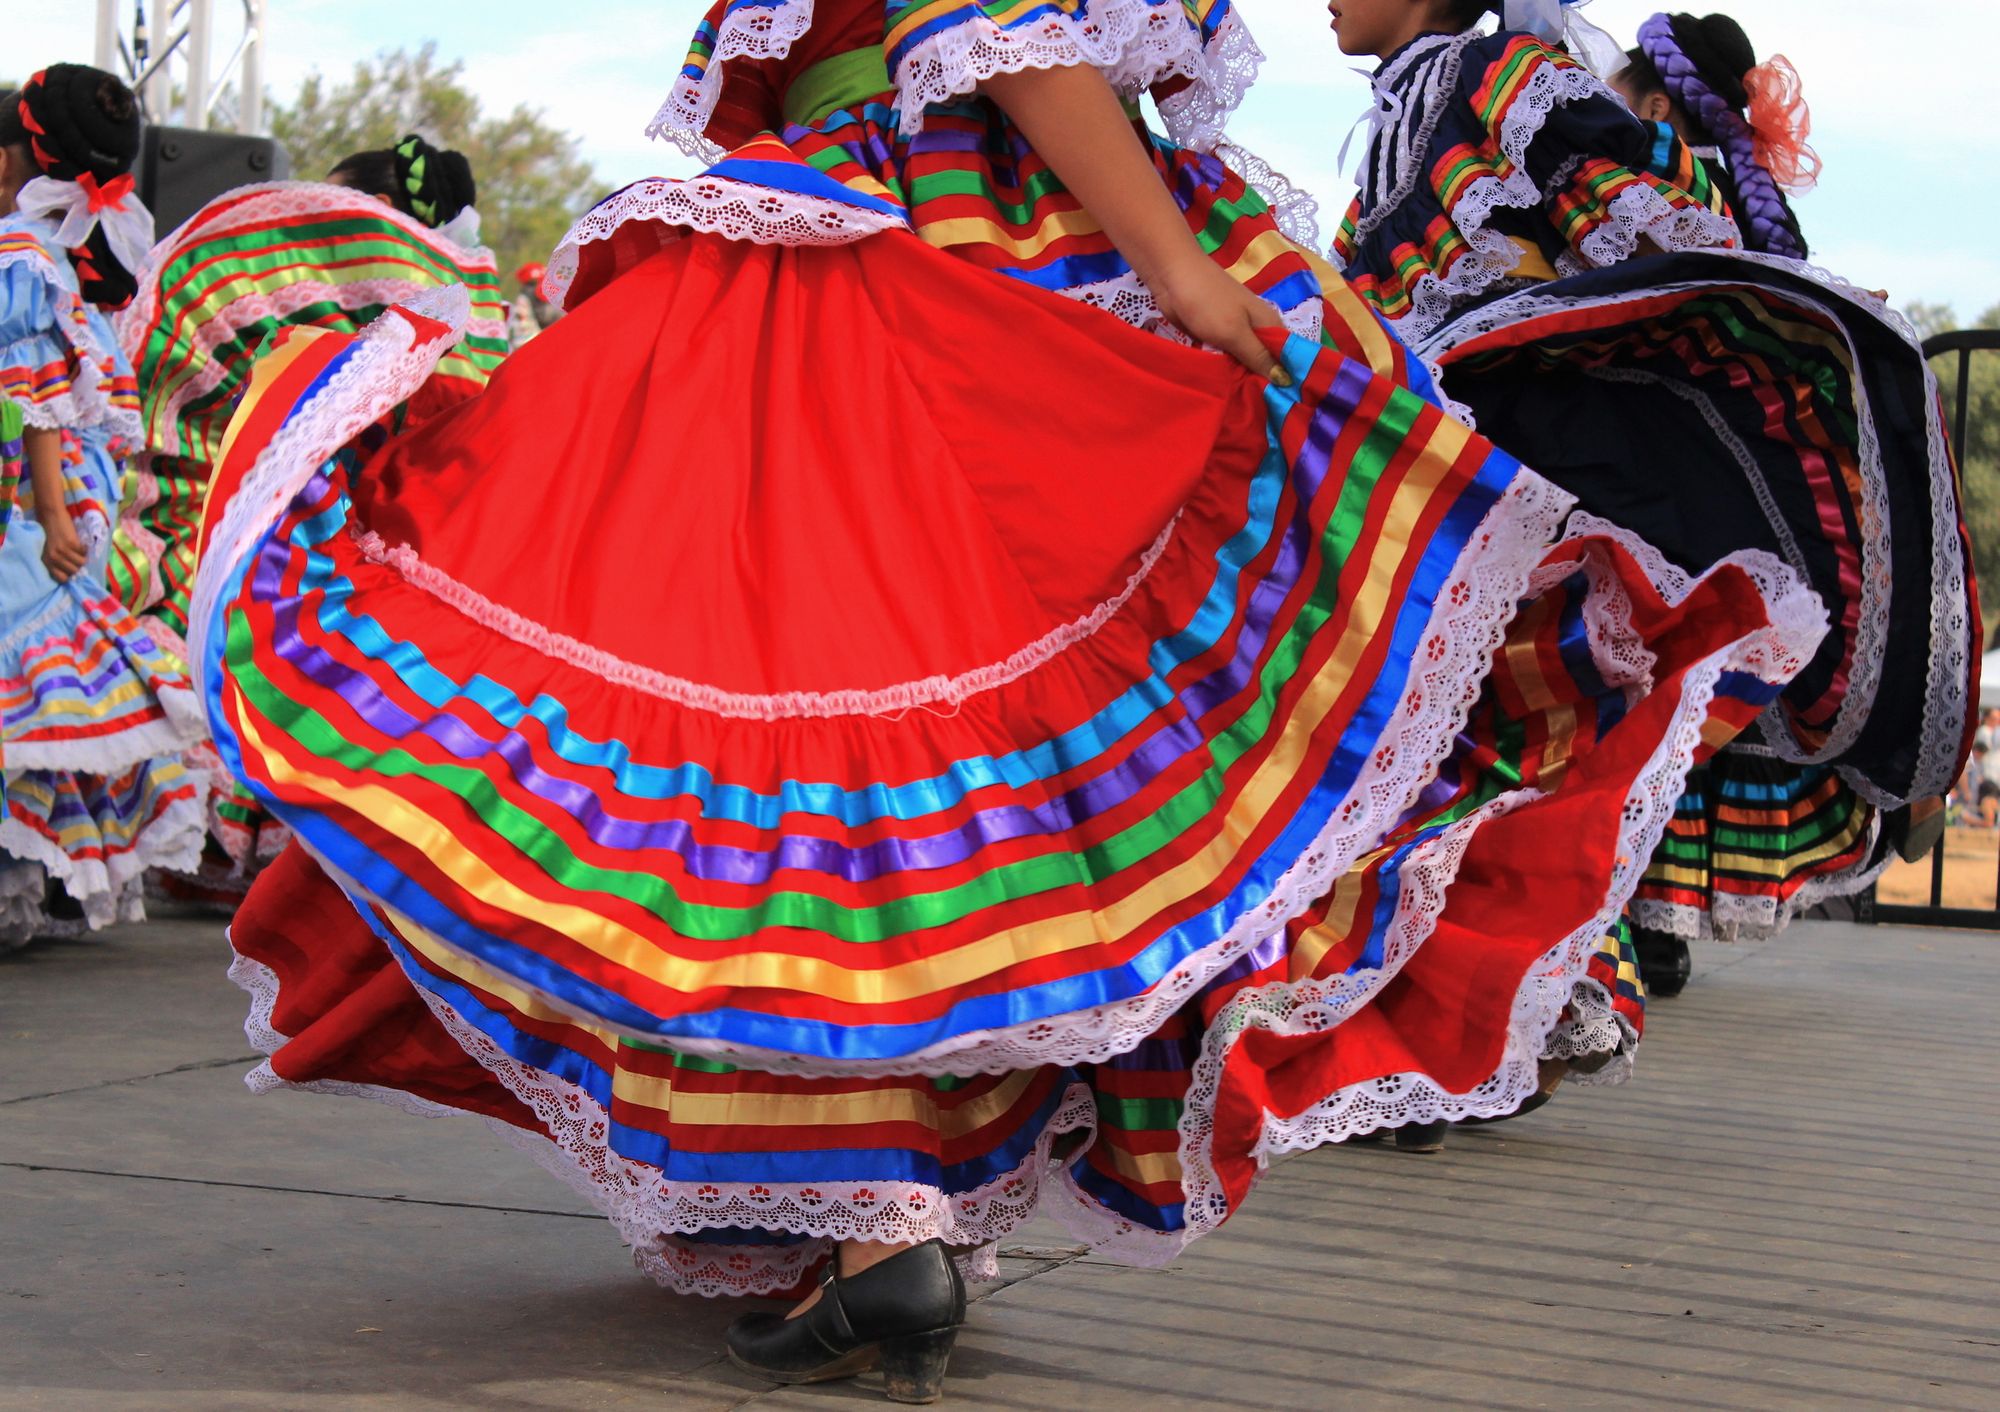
1875 824 2000 909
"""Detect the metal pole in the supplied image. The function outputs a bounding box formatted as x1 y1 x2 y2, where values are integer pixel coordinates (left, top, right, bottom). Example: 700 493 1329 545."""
95 0 120 71
182 0 213 130
238 0 264 134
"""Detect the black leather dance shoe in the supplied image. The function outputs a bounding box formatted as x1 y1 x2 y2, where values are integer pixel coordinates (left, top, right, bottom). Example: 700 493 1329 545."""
725 1239 967 1404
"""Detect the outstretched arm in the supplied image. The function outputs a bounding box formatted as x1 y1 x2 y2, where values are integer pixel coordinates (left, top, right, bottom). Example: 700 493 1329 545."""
980 64 1288 383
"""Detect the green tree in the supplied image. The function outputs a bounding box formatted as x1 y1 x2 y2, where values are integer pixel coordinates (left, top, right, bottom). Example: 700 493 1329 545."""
269 45 597 279
1916 301 2000 639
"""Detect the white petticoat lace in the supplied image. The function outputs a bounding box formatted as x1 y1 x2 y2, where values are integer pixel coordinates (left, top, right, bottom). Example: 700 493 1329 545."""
0 787 205 936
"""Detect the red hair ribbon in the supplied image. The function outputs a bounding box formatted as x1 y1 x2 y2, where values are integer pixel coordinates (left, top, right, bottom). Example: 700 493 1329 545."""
1743 55 1822 193
77 172 135 214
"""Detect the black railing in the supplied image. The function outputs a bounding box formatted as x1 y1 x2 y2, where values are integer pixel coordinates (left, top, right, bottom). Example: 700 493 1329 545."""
1859 328 2000 930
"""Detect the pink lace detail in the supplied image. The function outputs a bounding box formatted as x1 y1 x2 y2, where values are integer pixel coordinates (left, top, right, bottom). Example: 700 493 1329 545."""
350 511 1182 721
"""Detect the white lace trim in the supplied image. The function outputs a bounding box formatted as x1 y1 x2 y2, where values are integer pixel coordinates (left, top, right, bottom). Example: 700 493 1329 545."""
891 0 1259 152
188 285 475 707
646 0 816 150
1555 180 1741 278
0 787 205 928
1167 526 1828 1244
1351 34 1735 347
231 940 1094 1297
122 277 505 459
1421 265 1969 808
119 180 493 343
0 234 141 442
375 470 1572 1080
227 947 479 1115
543 175 909 309
1631 811 1890 942
1544 974 1637 1088
1342 32 1464 257
1215 138 1322 250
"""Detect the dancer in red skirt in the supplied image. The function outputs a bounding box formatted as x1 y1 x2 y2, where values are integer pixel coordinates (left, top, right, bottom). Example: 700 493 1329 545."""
201 0 1823 1399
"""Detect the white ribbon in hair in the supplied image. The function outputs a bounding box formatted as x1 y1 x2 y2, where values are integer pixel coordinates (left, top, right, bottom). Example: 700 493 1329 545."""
15 173 156 281
1503 0 1626 76
435 205 484 252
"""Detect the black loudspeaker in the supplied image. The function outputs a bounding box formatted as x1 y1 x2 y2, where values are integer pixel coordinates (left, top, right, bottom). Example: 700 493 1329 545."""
137 125 292 239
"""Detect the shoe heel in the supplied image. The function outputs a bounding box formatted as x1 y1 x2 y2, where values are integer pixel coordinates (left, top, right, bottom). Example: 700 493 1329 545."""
1394 1119 1449 1153
879 1326 957 1405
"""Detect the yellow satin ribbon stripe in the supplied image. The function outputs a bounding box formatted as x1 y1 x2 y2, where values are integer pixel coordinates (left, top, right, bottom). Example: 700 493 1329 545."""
224 414 1471 1008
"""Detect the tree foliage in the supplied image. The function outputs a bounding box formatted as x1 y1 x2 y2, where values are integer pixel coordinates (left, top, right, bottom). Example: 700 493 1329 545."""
269 45 597 279
1914 301 2000 641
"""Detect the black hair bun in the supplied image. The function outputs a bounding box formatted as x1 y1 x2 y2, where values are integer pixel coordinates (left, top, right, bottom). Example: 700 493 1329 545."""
1669 12 1757 111
391 134 477 230
19 63 140 182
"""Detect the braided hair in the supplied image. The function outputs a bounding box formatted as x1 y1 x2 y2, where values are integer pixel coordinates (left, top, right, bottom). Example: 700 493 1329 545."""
327 134 477 231
1635 13 1811 258
0 65 143 307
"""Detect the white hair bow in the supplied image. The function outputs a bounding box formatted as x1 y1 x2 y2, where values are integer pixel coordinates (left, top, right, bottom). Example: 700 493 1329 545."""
16 173 155 280
1503 0 1626 76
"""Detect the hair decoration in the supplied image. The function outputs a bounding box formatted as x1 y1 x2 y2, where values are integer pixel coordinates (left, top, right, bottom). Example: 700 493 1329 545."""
8 64 152 304
1638 13 1806 258
1503 0 1625 74
1742 55 1820 193
390 133 478 234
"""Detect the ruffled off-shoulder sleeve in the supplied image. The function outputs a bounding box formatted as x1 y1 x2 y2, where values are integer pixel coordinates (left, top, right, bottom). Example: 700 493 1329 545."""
648 0 814 157
884 0 1260 149
0 227 137 437
1445 35 1738 274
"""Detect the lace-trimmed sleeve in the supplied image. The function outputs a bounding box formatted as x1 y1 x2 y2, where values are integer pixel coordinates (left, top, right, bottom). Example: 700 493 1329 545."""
647 0 816 159
884 0 1261 150
1442 35 1738 276
0 225 132 434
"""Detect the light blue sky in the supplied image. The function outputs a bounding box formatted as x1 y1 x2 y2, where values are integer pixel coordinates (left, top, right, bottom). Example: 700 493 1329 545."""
20 1 2000 317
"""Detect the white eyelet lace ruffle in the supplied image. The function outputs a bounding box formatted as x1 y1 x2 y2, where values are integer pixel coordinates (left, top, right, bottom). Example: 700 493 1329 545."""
646 0 816 158
543 174 910 309
1168 518 1828 1250
890 0 1260 153
1215 138 1322 250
